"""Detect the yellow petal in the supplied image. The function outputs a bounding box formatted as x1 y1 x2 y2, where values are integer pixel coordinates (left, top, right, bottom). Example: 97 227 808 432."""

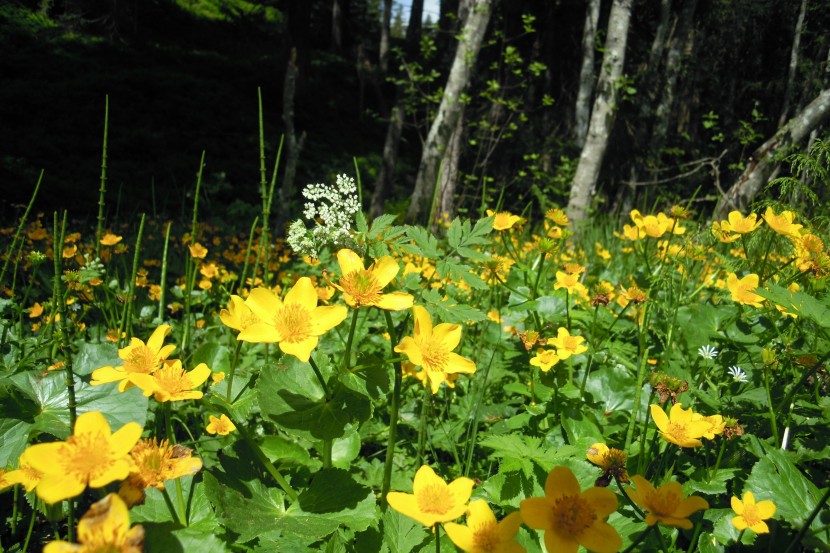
337 249 365 276
544 529 579 553
447 476 475 509
279 336 318 362
75 411 112 438
519 497 552 530
433 322 462 351
444 352 476 375
731 495 745 515
187 363 213 387
88 458 131 488
413 465 443 495
650 404 669 433
412 306 433 338
285 277 318 311
443 522 473 551
755 499 776 519
109 421 143 457
371 256 400 288
386 492 432 527
36 472 86 504
90 366 126 385
579 520 623 553
465 499 496 527
732 515 748 530
749 520 770 534
146 324 172 353
43 541 78 553
310 305 348 335
394 337 424 366
583 486 618 518
375 292 415 311
674 495 708 518
237 322 282 343
246 288 282 321
545 466 580 503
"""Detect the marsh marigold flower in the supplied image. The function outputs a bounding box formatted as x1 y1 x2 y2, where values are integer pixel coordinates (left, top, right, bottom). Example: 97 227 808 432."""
627 475 708 529
132 360 211 402
386 465 474 527
44 493 144 553
4 449 43 492
91 324 176 392
119 439 202 507
554 271 588 298
651 403 710 448
100 232 123 246
486 210 522 231
220 295 262 333
520 466 621 553
188 242 208 259
731 492 776 534
332 249 414 310
550 327 588 359
24 411 142 504
238 277 348 362
206 414 237 436
444 499 525 553
530 349 560 372
763 207 802 238
394 306 476 394
726 273 764 308
586 443 629 486
722 211 763 234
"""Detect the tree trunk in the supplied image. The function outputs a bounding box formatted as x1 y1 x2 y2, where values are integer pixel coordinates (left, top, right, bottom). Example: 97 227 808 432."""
379 0 393 73
406 0 493 224
714 87 830 219
651 0 698 149
436 108 465 221
778 0 807 127
279 49 306 228
331 0 344 53
574 0 601 148
369 0 426 218
567 0 634 225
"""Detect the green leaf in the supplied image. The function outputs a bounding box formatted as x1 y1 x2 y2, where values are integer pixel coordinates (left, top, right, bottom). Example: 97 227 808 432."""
132 476 216 528
381 509 430 553
260 435 314 467
745 448 825 532
257 357 371 440
684 468 740 495
9 372 148 440
72 340 119 377
297 468 377 532
0 418 32 466
190 342 231 374
403 226 441 258
331 426 361 468
756 284 830 329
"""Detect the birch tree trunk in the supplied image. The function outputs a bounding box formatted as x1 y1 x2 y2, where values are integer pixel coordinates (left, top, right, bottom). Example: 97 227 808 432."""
436 108 465 221
567 0 634 225
714 87 830 219
405 0 493 224
279 49 306 228
379 0 392 73
574 0 601 148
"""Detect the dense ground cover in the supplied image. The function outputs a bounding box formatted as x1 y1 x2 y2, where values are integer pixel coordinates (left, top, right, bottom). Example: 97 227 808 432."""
2 163 830 553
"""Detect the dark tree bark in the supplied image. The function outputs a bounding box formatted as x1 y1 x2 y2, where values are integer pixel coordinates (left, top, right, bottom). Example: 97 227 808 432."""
379 0 393 73
574 0 601 148
778 0 807 127
715 87 830 218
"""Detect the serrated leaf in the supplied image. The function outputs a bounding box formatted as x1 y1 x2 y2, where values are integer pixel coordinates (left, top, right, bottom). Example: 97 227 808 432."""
756 284 830 329
190 342 231 374
684 468 740 495
404 226 441 258
382 509 430 553
479 435 554 477
745 448 825 533
72 340 119 377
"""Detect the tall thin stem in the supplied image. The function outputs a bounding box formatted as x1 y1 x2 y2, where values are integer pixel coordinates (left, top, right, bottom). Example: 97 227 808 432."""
381 310 402 509
95 95 109 259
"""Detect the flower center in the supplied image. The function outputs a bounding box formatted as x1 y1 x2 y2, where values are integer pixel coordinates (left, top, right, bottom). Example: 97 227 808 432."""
154 366 190 396
274 303 313 343
420 339 449 373
417 484 454 515
645 488 681 516
123 345 158 374
471 521 500 552
60 432 113 483
665 422 689 443
340 270 382 306
740 503 763 527
551 495 597 537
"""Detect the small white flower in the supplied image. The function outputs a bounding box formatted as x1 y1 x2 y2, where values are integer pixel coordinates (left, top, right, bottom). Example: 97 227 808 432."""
728 366 748 383
698 344 718 360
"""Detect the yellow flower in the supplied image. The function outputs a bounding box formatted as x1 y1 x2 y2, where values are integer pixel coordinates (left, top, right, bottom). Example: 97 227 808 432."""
711 221 740 243
651 403 710 448
627 475 708 529
731 491 776 534
726 273 764 308
530 349 560 372
43 493 144 553
333 249 414 310
219 295 262 332
211 371 225 385
90 324 176 392
486 210 522 231
4 449 43 492
723 211 763 234
486 310 502 323
763 207 802 238
444 499 525 553
132 360 211 402
206 414 237 436
549 327 588 359
546 208 570 227
100 232 123 246
24 411 142 504
29 302 44 318
394 306 476 394
520 466 621 553
694 413 725 440
238 278 348 362
553 271 588 298
386 465 474 527
188 242 208 259
118 439 202 506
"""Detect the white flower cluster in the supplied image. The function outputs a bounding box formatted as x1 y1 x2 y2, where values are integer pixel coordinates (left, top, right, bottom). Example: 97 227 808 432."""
286 174 361 258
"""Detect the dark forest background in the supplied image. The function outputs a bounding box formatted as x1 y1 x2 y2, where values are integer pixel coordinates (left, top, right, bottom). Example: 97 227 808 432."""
1 0 829 229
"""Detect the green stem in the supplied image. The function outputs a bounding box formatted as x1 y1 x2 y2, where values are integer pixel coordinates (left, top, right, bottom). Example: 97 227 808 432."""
625 313 651 453
66 498 75 542
227 340 243 403
322 438 333 469
237 216 259 294
118 214 145 347
434 523 441 553
95 95 109 259
381 310 402 510
654 525 670 553
161 486 187 527
736 529 745 545
416 384 431 466
158 221 172 321
763 364 780 444
0 170 42 286
783 486 830 553
230 412 298 502
21 497 37 552
343 307 360 370
615 475 645 519
308 356 330 400
686 520 704 553
621 525 656 553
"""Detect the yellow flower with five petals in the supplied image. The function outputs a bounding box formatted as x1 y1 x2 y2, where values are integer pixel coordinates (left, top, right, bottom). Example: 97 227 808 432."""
444 499 525 553
386 465 474 527
332 249 414 310
627 475 708 529
731 491 776 534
